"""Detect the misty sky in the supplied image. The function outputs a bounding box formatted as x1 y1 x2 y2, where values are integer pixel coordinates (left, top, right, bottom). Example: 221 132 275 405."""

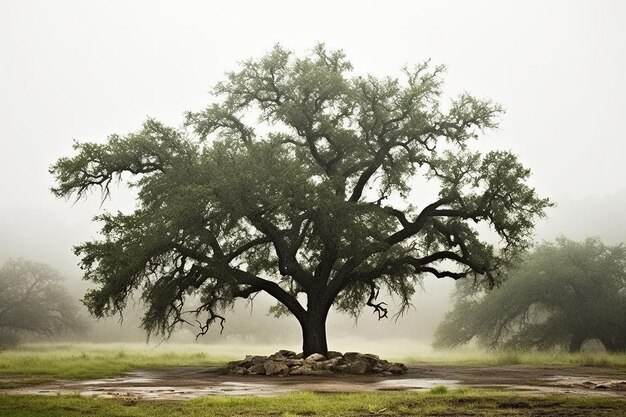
1 0 625 346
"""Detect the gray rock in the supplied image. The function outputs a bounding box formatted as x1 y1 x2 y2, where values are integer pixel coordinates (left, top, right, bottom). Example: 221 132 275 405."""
327 351 343 359
229 366 247 375
343 352 361 362
268 350 297 361
264 361 289 376
289 365 314 375
335 364 349 373
248 363 266 375
343 352 378 367
314 356 343 371
277 350 297 358
226 351 407 376
387 363 408 374
285 358 304 367
238 355 265 368
268 353 286 361
312 361 332 371
304 353 327 362
344 359 372 374
290 365 332 376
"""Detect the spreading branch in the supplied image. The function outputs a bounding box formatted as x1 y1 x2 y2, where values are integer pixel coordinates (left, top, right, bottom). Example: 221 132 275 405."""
50 44 550 345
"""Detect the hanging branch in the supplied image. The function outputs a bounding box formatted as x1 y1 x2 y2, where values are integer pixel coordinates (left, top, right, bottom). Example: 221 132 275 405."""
366 283 388 320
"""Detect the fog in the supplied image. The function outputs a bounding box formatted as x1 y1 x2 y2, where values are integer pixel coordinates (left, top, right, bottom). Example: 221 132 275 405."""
1 0 625 353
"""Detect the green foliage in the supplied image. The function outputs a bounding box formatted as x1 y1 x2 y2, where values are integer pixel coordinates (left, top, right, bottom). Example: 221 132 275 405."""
51 44 550 349
0 259 85 347
434 237 626 352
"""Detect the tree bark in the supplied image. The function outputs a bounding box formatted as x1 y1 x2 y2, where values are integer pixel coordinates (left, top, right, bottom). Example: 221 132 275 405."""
599 334 624 353
568 333 585 353
300 306 329 358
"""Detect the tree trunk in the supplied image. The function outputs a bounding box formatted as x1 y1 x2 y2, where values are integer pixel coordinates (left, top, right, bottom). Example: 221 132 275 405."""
599 334 623 353
568 333 585 352
300 307 329 358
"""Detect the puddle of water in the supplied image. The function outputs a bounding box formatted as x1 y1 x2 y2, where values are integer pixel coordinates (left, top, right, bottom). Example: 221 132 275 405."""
80 377 156 385
220 382 275 389
543 376 626 391
216 382 289 396
5 369 625 400
3 377 462 399
376 379 459 391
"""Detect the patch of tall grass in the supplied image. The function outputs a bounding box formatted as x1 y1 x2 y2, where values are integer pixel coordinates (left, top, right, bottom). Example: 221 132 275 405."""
398 348 626 367
429 385 449 394
0 343 236 380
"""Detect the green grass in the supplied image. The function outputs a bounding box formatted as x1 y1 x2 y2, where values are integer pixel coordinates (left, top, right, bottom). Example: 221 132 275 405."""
1 344 626 416
399 348 626 367
1 390 626 417
1 343 625 386
429 385 448 394
0 343 235 382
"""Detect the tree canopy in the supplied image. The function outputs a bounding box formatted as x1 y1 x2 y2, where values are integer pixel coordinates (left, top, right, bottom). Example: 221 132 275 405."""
0 259 84 347
51 44 550 356
433 237 626 352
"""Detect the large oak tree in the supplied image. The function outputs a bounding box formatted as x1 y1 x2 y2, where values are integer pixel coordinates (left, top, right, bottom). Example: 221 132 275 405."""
433 237 626 352
51 45 550 356
0 259 84 346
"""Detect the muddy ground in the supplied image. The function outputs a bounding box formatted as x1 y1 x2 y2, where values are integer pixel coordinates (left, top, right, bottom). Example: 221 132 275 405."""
2 364 625 400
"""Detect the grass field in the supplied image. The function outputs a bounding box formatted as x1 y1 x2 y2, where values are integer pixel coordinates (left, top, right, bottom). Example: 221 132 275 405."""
400 348 626 368
0 343 625 384
0 343 233 386
2 390 626 417
2 344 626 416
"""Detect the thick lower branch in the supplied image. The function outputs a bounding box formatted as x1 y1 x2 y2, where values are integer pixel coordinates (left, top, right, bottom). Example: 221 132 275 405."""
247 214 312 290
227 268 307 323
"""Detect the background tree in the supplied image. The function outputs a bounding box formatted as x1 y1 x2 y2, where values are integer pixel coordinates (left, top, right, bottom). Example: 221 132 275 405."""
433 237 626 352
0 259 85 347
51 44 550 357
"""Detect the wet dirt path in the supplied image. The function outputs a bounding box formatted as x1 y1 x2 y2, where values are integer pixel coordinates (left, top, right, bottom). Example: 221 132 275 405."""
1 365 625 400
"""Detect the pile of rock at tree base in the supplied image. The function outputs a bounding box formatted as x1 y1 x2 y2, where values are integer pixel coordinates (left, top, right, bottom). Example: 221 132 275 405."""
226 350 408 376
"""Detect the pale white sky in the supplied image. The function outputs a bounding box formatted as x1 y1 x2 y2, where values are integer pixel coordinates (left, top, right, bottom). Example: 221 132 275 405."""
1 0 625 344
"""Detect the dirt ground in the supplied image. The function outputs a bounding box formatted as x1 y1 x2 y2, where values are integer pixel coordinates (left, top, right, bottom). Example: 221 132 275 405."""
2 364 625 400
